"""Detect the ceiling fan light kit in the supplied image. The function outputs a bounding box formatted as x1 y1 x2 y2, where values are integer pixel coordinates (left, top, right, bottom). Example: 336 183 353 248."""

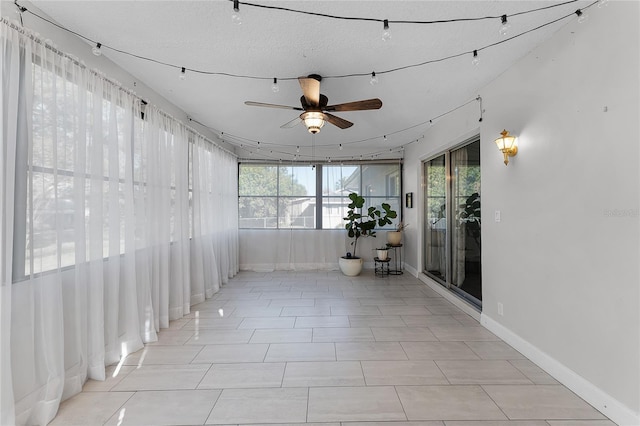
301 111 325 134
245 74 382 135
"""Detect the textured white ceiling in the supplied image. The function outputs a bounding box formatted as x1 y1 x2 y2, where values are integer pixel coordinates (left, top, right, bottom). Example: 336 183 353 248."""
28 0 590 161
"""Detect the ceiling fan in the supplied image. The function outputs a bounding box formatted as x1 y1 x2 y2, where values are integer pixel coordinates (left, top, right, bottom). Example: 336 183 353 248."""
244 74 382 134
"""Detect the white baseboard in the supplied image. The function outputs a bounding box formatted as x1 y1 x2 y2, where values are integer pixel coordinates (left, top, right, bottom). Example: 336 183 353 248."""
239 263 339 272
481 314 639 426
417 273 481 321
404 263 418 277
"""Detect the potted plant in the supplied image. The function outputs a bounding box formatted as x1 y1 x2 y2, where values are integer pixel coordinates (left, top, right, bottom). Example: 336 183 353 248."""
375 246 389 261
339 192 397 276
457 192 481 247
386 222 408 245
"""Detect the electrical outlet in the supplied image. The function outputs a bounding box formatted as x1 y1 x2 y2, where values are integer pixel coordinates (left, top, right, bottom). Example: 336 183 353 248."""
495 210 501 222
497 302 504 316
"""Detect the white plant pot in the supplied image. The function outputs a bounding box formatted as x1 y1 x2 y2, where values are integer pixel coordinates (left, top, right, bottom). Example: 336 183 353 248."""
338 257 364 276
387 231 402 245
376 250 388 261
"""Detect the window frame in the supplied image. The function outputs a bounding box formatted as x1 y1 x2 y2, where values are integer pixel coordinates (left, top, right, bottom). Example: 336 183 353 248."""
238 161 403 230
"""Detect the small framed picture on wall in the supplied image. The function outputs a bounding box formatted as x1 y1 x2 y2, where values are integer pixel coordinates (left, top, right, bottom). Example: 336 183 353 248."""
405 192 413 208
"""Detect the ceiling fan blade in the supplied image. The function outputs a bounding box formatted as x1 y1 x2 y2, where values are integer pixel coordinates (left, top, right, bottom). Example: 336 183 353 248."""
298 77 320 107
325 98 383 112
280 116 303 129
245 101 303 111
324 113 353 129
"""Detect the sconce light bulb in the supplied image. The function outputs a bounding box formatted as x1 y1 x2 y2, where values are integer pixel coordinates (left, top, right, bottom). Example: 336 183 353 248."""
271 78 279 93
179 67 186 81
495 129 518 166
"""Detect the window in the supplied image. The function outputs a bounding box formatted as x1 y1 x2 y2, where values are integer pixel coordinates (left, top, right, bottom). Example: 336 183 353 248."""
239 162 402 229
278 166 316 229
24 62 133 275
322 165 359 229
238 165 277 228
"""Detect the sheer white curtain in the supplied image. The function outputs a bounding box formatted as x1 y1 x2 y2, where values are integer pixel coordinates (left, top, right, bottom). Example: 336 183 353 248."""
137 108 191 328
1 19 23 425
191 134 238 304
1 20 144 424
218 141 240 281
1 19 238 425
451 148 468 287
239 229 347 271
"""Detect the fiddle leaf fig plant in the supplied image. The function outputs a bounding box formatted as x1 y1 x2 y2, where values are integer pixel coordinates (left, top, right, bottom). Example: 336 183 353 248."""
457 191 481 247
343 192 397 258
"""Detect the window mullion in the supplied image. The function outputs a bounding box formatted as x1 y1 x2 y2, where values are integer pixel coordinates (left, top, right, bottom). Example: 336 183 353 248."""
316 164 322 229
445 151 453 289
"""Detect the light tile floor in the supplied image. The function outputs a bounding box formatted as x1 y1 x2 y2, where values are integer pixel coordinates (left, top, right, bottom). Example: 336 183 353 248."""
50 270 616 426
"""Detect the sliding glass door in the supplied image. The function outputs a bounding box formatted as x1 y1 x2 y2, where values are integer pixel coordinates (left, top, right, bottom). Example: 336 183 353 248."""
424 155 447 282
423 138 481 307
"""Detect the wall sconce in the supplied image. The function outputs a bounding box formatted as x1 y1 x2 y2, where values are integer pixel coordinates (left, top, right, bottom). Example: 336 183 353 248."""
495 129 518 165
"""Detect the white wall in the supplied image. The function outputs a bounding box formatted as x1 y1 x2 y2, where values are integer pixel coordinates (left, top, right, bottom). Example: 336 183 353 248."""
404 3 639 425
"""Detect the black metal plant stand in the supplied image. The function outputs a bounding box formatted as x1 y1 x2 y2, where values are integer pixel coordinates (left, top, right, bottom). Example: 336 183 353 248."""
387 244 403 275
374 257 390 276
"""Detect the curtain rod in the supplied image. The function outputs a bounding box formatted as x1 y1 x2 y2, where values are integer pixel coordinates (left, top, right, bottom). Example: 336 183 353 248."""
1 17 237 159
238 159 404 165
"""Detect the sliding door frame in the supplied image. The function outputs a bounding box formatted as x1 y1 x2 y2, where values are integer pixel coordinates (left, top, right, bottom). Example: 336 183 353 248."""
422 135 481 309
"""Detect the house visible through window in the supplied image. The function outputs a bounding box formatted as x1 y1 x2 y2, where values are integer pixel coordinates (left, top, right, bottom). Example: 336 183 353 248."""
238 162 402 229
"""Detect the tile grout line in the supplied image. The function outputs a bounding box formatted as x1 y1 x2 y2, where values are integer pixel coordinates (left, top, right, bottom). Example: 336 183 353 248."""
432 359 453 386
478 383 513 421
203 384 224 425
305 386 310 423
392 385 410 422
194 363 215 390
358 360 368 386
100 390 137 426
